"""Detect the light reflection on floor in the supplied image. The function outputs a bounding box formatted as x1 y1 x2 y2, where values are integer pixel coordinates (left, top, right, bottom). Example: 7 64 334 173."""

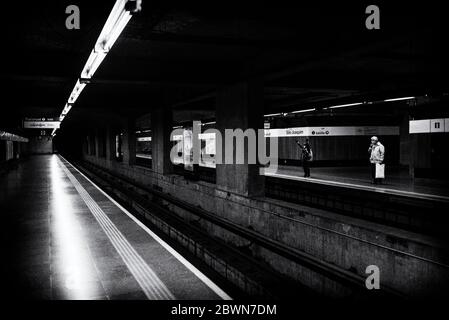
3 155 228 300
49 155 100 299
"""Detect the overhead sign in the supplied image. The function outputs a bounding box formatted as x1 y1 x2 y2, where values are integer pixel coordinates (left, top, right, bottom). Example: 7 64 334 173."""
23 120 61 129
430 119 445 133
264 126 399 138
137 137 152 142
24 117 59 121
265 128 307 137
410 118 449 134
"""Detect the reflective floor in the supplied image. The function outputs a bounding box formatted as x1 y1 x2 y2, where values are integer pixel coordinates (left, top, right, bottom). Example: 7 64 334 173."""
0 155 229 300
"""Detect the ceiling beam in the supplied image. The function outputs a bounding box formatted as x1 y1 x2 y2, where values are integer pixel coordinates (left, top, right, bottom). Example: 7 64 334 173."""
127 32 303 49
1 74 221 88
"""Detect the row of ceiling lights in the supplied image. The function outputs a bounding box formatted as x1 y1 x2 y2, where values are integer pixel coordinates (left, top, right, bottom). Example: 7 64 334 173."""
165 97 417 129
49 0 418 135
263 96 416 118
52 0 140 137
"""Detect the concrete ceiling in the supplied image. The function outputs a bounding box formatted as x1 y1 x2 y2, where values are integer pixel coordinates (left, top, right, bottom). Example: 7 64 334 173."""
1 1 448 134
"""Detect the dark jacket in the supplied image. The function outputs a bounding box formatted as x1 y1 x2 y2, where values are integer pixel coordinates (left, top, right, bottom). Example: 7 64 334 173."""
301 144 313 162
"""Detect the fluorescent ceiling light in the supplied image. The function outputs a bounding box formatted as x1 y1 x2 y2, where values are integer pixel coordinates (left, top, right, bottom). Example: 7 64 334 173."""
58 0 134 126
327 102 364 110
291 108 316 114
135 129 151 134
80 0 133 79
264 113 282 117
95 0 132 52
81 50 107 79
384 96 415 102
61 103 72 116
68 79 86 104
103 11 132 51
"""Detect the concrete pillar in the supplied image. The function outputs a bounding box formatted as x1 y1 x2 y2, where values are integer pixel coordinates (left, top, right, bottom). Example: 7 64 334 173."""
87 133 92 156
94 129 100 158
399 112 416 179
215 79 265 197
83 135 88 156
0 141 6 162
399 113 412 176
105 126 115 161
15 142 20 159
152 107 173 175
411 133 432 178
122 118 136 166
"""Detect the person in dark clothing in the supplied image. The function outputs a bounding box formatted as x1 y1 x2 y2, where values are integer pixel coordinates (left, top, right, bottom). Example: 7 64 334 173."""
296 139 313 177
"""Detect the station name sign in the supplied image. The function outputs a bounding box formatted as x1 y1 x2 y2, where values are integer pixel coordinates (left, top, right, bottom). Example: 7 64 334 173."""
264 126 399 138
23 118 61 129
171 126 399 140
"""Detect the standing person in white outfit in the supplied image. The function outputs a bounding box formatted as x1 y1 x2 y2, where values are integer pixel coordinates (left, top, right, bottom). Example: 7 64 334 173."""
368 136 385 184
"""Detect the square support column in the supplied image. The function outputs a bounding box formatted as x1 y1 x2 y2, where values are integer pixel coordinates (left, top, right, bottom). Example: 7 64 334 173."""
215 79 265 197
105 126 115 161
399 113 411 166
87 131 94 156
94 129 100 158
399 113 413 178
152 107 173 175
122 118 136 166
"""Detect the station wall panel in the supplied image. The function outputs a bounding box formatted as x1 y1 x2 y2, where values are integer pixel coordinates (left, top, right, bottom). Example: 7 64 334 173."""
23 136 53 155
278 135 400 164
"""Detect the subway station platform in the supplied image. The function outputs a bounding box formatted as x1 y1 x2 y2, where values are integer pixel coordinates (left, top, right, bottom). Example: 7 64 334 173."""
266 165 449 201
0 155 230 300
2 1 449 303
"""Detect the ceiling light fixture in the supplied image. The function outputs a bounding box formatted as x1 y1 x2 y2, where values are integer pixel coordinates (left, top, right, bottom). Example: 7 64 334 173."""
81 50 107 79
383 96 416 102
290 108 316 114
53 0 137 137
68 79 87 104
326 102 364 110
264 113 283 117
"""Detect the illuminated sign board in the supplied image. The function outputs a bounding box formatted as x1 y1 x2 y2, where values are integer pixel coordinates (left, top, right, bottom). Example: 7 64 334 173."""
23 120 61 129
430 119 445 133
264 126 399 138
137 137 152 142
409 118 449 134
